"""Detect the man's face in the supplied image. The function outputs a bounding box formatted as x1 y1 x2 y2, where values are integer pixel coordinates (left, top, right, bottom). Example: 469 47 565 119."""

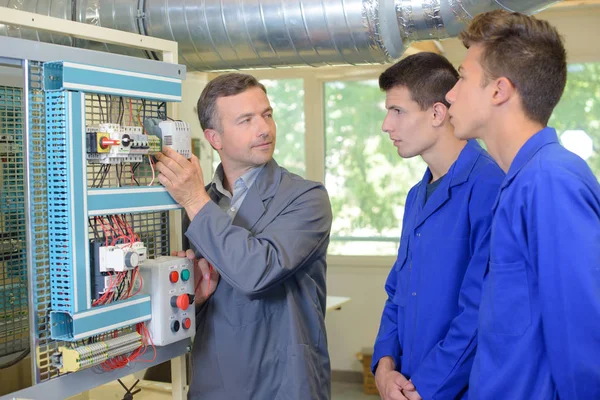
214 87 276 170
382 85 438 159
446 44 494 140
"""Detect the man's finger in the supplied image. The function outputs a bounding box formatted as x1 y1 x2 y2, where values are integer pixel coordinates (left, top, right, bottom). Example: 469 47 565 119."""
395 375 415 391
185 249 195 260
198 258 211 278
162 146 189 170
171 250 186 258
156 161 178 182
157 173 172 188
389 390 409 400
190 154 204 174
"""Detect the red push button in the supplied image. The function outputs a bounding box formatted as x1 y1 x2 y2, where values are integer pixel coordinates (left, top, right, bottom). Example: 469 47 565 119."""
176 294 190 310
183 318 191 330
169 271 179 283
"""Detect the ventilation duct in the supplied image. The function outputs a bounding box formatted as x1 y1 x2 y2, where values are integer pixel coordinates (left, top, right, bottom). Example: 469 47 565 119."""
0 0 560 71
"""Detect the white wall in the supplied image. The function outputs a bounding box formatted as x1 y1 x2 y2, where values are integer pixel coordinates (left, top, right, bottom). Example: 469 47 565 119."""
325 263 390 372
181 71 213 182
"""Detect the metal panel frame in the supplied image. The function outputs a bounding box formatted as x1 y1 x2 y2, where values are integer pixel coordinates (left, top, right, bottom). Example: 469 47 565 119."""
41 65 183 340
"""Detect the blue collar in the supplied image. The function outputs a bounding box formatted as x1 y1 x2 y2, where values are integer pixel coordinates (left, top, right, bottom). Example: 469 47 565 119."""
420 139 483 189
501 127 559 190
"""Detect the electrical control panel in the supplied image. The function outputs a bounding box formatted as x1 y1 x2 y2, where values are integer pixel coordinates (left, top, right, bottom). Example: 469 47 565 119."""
143 119 192 159
86 123 161 164
139 256 195 346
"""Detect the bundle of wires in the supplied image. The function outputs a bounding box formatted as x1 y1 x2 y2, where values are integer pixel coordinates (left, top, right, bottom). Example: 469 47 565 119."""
99 323 156 371
91 215 143 307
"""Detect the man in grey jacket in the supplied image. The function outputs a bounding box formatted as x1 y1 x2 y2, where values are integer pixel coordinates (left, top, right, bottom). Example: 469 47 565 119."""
155 73 332 400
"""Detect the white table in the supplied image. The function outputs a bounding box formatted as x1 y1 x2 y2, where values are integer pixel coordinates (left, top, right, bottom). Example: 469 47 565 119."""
326 296 351 311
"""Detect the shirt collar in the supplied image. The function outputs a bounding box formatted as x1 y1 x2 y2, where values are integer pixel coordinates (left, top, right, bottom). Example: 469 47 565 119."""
502 127 559 189
211 164 265 198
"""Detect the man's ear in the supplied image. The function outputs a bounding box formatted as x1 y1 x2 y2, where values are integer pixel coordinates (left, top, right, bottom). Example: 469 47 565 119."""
204 128 222 151
491 76 515 107
432 102 448 128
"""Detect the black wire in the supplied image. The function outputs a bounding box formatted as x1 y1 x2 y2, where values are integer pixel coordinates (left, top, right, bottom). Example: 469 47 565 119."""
89 217 100 239
0 348 30 369
99 165 111 188
97 94 104 123
131 163 141 186
142 99 146 122
158 102 167 120
116 163 122 187
119 97 125 125
105 95 110 123
92 165 105 188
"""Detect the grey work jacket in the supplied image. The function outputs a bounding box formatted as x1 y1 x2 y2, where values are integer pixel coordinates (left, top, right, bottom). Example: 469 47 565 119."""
186 159 332 400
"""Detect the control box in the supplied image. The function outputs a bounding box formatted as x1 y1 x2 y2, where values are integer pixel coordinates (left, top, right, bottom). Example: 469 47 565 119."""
138 256 195 346
143 119 192 159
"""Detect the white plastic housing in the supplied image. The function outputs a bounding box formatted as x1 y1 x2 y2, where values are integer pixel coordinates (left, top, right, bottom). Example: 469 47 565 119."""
138 256 195 346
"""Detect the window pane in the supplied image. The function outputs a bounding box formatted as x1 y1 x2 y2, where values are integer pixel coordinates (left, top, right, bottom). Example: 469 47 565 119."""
212 79 306 177
550 63 600 175
324 80 426 256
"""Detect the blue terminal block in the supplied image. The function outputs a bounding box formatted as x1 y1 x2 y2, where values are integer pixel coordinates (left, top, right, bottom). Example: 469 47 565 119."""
43 61 182 102
50 295 152 341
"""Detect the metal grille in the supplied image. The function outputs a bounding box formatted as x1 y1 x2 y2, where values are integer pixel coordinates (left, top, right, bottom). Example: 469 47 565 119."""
0 85 28 358
28 60 62 382
88 212 170 262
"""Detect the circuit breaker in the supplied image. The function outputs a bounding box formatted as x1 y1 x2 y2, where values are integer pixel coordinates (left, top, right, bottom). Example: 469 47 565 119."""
138 256 195 346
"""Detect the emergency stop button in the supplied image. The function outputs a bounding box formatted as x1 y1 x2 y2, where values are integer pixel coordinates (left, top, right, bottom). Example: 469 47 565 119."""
171 294 191 310
169 271 179 283
183 318 191 330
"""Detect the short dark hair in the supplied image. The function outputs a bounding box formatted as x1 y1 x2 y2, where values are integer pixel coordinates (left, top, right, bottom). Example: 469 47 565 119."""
460 10 567 125
379 52 459 110
197 73 267 131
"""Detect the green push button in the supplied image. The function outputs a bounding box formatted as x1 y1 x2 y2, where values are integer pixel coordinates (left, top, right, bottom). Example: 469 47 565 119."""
181 269 190 281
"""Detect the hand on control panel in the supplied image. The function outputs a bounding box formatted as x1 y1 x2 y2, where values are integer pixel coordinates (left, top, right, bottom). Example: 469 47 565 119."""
172 249 220 307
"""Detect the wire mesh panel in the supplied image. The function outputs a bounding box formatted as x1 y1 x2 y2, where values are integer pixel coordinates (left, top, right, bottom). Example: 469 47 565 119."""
0 84 28 360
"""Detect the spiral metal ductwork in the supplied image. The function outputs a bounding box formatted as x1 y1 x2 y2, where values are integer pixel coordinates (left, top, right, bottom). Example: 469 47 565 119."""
0 0 560 71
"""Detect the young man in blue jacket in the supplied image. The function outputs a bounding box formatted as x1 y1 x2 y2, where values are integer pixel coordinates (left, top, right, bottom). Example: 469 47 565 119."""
372 52 504 400
446 10 600 400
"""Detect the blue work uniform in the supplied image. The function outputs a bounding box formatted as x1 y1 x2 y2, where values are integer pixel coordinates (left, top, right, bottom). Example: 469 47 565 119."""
470 127 600 400
372 140 504 399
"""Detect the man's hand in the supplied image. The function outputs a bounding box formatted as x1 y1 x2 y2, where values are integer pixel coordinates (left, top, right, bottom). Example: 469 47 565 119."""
172 250 219 306
375 357 416 400
155 147 211 220
403 382 422 400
